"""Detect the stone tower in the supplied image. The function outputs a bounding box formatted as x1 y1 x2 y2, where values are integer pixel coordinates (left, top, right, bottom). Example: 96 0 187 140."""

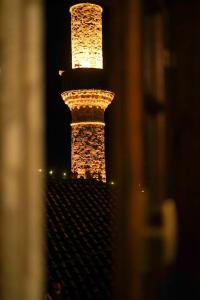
61 3 114 182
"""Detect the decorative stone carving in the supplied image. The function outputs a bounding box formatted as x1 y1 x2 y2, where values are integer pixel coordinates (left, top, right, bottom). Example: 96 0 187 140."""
70 3 103 69
71 123 106 181
62 89 114 111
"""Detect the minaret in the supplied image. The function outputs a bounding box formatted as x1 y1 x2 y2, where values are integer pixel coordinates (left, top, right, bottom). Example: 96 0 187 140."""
61 3 114 182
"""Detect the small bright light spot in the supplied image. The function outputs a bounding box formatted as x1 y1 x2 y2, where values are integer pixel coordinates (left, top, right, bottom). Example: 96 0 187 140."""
110 181 115 185
139 184 145 192
38 169 42 173
59 70 65 76
63 172 67 177
49 170 54 175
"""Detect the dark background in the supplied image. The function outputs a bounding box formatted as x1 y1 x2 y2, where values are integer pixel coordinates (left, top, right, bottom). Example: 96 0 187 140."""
45 1 71 175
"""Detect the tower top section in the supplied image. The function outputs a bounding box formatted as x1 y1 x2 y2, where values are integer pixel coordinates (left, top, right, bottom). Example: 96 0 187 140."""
69 3 103 14
70 3 103 69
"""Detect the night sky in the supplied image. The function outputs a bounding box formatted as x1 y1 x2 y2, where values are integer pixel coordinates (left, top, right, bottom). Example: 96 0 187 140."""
45 1 116 179
45 1 70 173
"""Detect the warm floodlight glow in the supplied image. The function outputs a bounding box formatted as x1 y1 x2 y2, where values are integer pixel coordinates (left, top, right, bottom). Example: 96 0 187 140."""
38 168 42 173
71 121 105 127
70 3 103 69
49 170 53 175
62 89 114 110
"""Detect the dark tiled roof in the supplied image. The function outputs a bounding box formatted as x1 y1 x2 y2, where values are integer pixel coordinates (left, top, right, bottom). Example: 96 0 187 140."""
46 177 116 299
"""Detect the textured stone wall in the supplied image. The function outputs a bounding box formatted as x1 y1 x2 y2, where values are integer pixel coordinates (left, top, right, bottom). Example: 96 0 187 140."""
70 3 103 69
71 123 106 181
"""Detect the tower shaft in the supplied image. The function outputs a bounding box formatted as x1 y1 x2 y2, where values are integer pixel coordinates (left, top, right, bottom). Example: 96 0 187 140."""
62 89 114 182
71 122 106 181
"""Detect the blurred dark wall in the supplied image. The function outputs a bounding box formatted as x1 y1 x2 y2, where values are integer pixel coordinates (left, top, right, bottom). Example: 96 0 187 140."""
111 0 200 299
169 0 200 289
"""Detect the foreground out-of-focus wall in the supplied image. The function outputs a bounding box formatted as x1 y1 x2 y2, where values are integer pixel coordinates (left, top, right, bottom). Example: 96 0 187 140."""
0 1 44 300
111 0 200 299
110 0 145 299
167 2 200 298
110 0 178 299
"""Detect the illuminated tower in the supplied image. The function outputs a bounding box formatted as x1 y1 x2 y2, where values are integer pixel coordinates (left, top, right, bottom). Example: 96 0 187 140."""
61 3 114 182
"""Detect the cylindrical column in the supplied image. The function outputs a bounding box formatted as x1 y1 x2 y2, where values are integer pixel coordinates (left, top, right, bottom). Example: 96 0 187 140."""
70 3 103 69
71 122 106 181
62 89 114 181
64 4 115 182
